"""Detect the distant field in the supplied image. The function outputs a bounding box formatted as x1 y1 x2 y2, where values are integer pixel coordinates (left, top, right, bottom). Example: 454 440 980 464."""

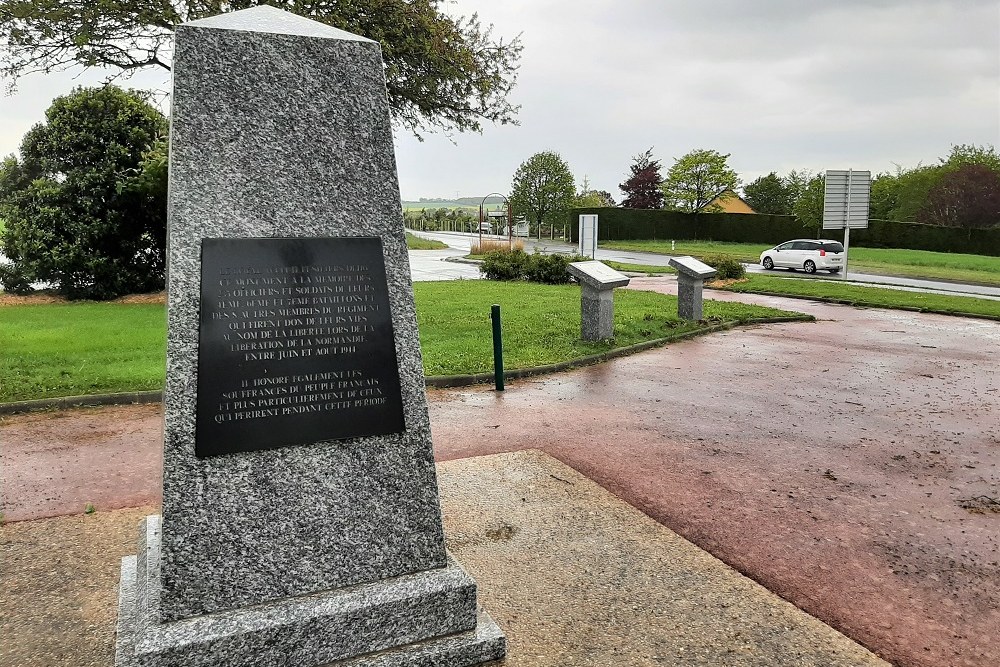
405 232 448 250
402 201 479 211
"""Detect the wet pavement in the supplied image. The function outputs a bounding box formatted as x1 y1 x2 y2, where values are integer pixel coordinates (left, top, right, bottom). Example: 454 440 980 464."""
408 247 481 282
2 283 998 666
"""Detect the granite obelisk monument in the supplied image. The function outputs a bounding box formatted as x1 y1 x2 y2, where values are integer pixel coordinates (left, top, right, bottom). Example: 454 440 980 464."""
114 6 505 666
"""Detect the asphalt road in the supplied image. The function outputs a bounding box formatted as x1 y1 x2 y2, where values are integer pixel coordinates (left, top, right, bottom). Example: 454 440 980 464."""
409 229 1000 300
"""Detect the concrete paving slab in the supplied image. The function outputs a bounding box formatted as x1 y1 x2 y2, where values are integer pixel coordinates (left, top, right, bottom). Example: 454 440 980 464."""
439 450 889 666
2 450 887 667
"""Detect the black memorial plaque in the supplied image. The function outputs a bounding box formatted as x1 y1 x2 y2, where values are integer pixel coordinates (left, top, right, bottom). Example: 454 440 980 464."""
195 237 406 457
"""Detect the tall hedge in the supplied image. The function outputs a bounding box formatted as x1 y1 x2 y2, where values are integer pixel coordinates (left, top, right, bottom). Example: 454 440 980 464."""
567 208 1000 256
567 208 809 244
850 219 1000 256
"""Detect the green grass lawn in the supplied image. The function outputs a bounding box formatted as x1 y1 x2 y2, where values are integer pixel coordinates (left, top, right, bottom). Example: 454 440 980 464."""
0 282 799 403
602 240 1000 287
718 275 1000 319
405 232 448 250
1 302 167 403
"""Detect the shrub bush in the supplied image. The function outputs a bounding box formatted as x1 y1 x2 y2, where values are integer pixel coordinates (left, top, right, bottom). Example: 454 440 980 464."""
0 86 168 299
524 252 578 284
480 249 589 283
480 248 528 280
701 254 746 280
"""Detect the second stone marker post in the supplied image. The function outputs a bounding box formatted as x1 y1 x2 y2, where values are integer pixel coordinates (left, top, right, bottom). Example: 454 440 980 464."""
567 260 630 340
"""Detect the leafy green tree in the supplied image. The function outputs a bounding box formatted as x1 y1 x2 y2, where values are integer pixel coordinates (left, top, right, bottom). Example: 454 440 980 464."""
868 145 998 224
619 148 664 209
792 174 825 230
888 166 940 222
509 151 575 230
743 172 792 215
783 169 813 205
917 164 1000 229
0 86 167 299
0 0 522 136
940 144 1000 175
869 171 900 221
661 148 740 212
573 176 615 208
573 190 608 208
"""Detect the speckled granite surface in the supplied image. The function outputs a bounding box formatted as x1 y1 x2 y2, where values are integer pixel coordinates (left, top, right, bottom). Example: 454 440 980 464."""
116 6 503 666
116 516 493 667
162 5 443 620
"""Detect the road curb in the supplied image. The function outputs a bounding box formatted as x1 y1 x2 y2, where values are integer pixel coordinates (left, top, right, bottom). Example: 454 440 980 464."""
0 316 812 415
0 391 163 416
442 256 482 266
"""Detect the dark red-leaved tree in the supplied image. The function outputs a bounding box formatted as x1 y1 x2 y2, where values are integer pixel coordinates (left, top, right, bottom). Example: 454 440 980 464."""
620 148 664 209
917 164 1000 230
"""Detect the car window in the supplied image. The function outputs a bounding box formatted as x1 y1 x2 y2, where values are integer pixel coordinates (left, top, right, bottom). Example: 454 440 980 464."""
792 241 815 251
821 242 844 253
777 242 794 250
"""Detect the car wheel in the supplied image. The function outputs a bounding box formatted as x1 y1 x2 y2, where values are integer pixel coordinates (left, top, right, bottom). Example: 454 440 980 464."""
762 257 774 270
804 260 816 274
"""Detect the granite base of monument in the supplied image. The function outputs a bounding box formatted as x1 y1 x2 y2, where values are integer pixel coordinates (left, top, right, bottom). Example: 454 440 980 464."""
116 518 504 667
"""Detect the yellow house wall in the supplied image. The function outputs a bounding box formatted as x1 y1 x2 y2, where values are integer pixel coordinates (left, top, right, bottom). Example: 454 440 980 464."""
707 192 755 214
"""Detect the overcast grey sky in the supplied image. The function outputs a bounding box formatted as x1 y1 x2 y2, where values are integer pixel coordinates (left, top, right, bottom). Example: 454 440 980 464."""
1 0 997 201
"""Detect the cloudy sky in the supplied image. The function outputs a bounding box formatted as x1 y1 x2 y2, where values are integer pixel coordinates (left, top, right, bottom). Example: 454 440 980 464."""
1 0 997 201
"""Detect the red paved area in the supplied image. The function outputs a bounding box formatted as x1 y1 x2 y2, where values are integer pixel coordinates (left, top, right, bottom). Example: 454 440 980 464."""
2 282 998 666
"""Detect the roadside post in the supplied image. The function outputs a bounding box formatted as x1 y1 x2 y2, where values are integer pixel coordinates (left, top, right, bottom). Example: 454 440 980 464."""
823 169 871 279
579 214 598 259
491 304 504 391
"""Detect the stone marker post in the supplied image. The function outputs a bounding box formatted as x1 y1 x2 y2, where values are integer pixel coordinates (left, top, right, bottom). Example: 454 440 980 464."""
567 260 630 340
668 256 717 320
114 7 504 667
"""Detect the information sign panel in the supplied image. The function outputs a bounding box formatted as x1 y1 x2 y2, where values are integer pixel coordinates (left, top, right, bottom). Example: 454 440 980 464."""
823 170 871 229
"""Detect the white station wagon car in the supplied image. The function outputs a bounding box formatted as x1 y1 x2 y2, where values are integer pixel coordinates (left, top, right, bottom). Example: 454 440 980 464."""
759 239 844 274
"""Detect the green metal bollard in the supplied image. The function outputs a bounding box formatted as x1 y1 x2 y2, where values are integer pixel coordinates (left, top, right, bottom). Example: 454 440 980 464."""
491 304 504 391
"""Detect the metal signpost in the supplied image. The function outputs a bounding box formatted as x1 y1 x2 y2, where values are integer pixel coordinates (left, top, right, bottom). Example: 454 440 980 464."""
478 193 512 248
822 169 871 279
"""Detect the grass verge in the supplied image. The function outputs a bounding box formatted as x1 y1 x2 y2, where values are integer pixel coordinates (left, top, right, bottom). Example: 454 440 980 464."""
0 302 167 403
602 240 1000 287
405 232 448 250
716 275 1000 319
414 281 799 376
603 261 675 275
0 282 801 403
